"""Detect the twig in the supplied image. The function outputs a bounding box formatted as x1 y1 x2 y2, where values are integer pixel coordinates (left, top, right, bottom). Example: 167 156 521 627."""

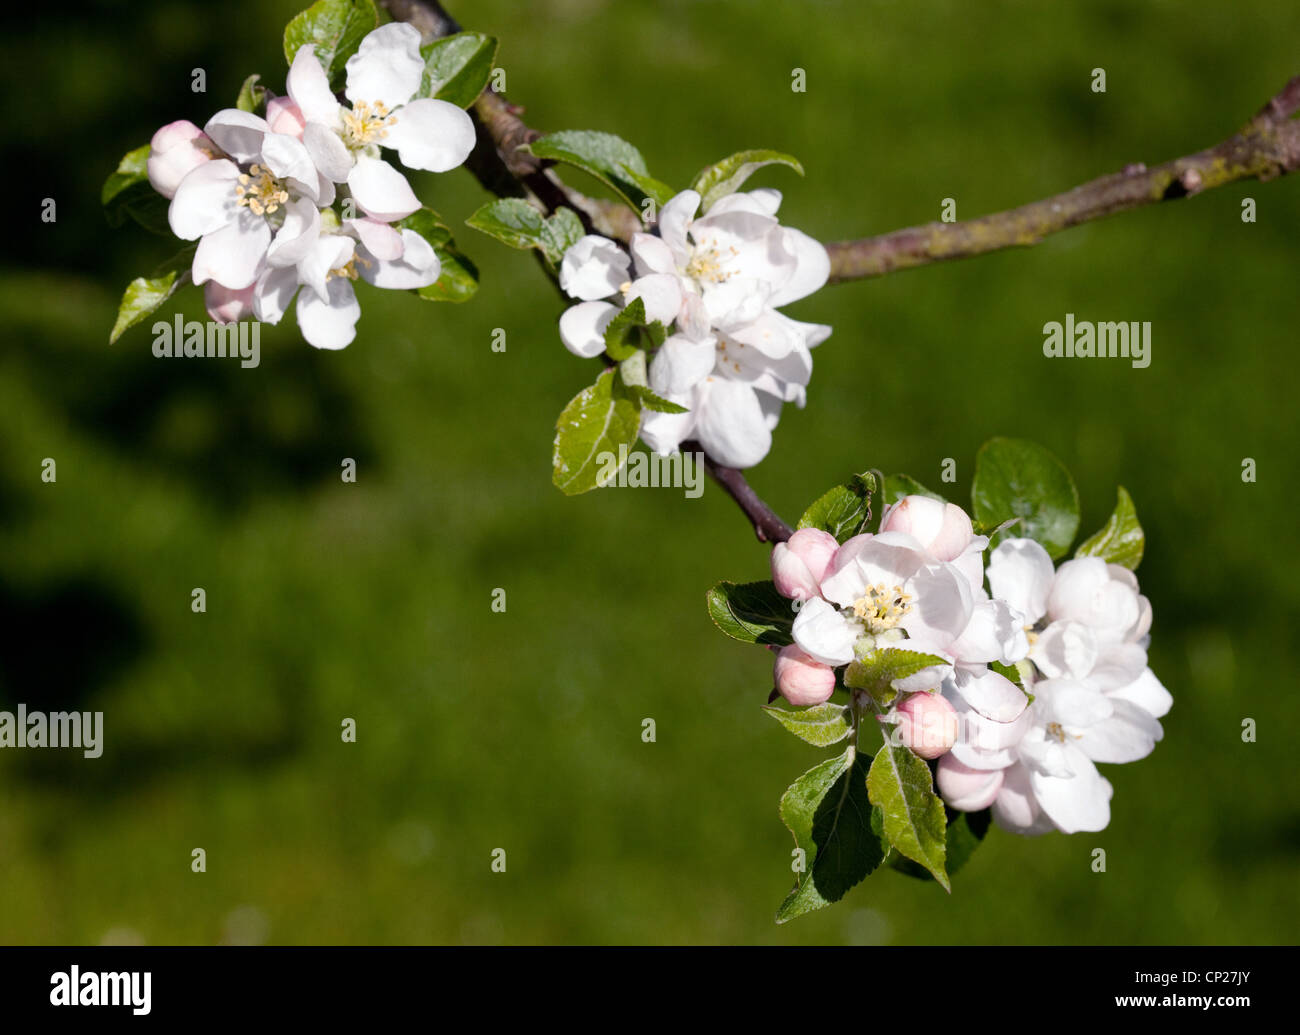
825 75 1300 281
688 443 793 544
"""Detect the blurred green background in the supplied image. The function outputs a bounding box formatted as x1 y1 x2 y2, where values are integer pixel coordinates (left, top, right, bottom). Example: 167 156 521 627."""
3 0 1298 944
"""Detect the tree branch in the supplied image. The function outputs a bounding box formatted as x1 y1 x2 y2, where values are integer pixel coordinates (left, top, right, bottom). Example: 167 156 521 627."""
687 443 793 543
826 75 1300 282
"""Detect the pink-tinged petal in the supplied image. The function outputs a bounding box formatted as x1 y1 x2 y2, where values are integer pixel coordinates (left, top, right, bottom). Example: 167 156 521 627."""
288 45 342 126
889 692 959 759
259 132 319 199
951 668 1028 723
769 228 830 307
266 198 320 269
253 266 299 325
304 122 354 183
1107 667 1172 719
649 333 714 396
1048 557 1141 643
726 309 800 359
903 563 975 652
299 235 354 301
771 528 839 599
708 188 783 218
558 300 617 359
344 22 424 109
657 190 700 264
1030 620 1098 681
346 217 404 262
1078 699 1162 764
695 378 771 469
266 97 306 139
147 121 216 199
1029 745 1112 833
1035 678 1113 729
558 235 631 301
347 157 420 221
192 212 272 289
624 273 682 326
203 281 255 323
359 228 440 289
203 109 270 165
791 596 856 667
773 645 836 707
951 598 1029 667
296 278 360 350
937 753 1005 811
169 159 240 240
383 97 475 172
629 232 676 277
1087 642 1148 692
991 765 1054 835
986 538 1055 625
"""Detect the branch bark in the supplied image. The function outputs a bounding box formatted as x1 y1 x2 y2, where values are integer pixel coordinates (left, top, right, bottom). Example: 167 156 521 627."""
825 75 1300 282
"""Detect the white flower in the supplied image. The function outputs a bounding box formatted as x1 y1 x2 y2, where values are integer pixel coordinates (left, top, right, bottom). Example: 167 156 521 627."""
167 109 330 290
287 22 475 221
252 215 441 350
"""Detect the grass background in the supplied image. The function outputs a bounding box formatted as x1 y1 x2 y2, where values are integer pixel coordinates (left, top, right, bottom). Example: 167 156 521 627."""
2 0 1298 944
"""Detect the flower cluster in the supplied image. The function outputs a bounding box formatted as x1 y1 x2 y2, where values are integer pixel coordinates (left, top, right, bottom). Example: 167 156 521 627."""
768 494 1170 836
556 188 832 469
146 22 474 349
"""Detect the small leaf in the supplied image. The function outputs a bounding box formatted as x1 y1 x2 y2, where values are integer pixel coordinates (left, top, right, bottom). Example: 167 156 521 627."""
882 474 946 506
690 149 804 212
416 31 497 107
552 369 641 495
777 748 885 923
525 130 673 213
236 74 265 113
844 648 949 709
538 208 584 267
972 437 1080 560
282 0 378 88
867 743 950 890
626 386 687 414
889 807 991 882
466 199 581 267
603 296 646 361
109 267 188 345
797 472 876 542
762 702 853 747
1075 486 1144 570
102 145 171 236
705 580 794 646
398 208 480 303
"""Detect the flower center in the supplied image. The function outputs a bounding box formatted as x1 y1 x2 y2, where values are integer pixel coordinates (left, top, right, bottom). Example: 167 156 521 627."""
1046 721 1067 743
685 243 739 285
327 255 371 281
342 101 397 148
235 164 289 216
850 584 912 634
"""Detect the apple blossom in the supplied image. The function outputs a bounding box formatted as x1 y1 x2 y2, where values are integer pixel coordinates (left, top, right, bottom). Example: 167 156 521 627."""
286 23 475 221
147 120 218 200
887 691 959 759
770 527 839 600
773 645 836 706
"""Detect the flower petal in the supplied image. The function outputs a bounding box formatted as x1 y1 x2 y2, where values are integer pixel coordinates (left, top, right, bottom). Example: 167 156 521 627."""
288 44 343 126
203 109 270 165
695 377 772 468
558 300 617 359
168 159 240 240
266 197 320 268
383 97 475 172
304 122 354 183
558 235 631 301
359 228 441 289
192 211 272 289
347 156 420 221
987 538 1054 626
296 278 360 350
649 333 715 396
344 22 424 109
791 596 857 667
253 265 299 324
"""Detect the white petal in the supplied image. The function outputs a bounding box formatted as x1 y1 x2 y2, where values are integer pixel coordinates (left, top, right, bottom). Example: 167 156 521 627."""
1029 746 1112 833
304 122 354 183
359 228 440 289
346 217 404 262
259 132 320 199
992 765 1054 835
1036 678 1113 729
791 596 857 667
203 109 270 165
657 190 699 264
695 378 772 468
266 198 320 268
1030 620 1098 681
192 212 272 289
1078 699 1162 764
937 754 1005 812
288 45 343 126
987 538 1054 626
768 228 830 307
384 97 475 172
253 265 299 324
952 668 1028 723
558 235 631 301
625 273 682 326
630 232 677 277
1108 667 1172 719
558 301 616 358
296 278 361 350
639 391 696 457
347 157 420 221
168 159 240 240
299 235 354 301
951 598 1029 666
344 22 424 109
649 334 716 396
903 563 975 652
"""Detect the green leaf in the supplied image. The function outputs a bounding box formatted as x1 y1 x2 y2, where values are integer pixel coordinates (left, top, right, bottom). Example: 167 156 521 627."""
603 296 646 361
844 648 948 709
889 808 990 881
625 386 687 414
109 261 190 345
690 149 804 212
525 130 673 213
236 74 265 113
416 31 497 107
705 580 794 646
867 743 949 890
882 474 946 506
762 702 853 747
398 208 480 303
465 199 581 267
777 748 885 923
971 437 1080 560
282 0 378 88
552 369 641 495
1075 486 1144 570
797 472 876 542
102 145 171 236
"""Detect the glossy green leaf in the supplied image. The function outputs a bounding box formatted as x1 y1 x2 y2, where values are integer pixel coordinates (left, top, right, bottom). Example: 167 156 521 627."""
705 580 795 646
417 31 497 107
971 437 1080 559
1075 486 1144 570
797 472 876 542
690 149 804 212
282 0 378 88
867 743 950 890
552 369 640 495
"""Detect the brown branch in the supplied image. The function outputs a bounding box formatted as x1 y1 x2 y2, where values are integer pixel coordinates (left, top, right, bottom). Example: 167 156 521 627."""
826 75 1300 282
687 443 793 544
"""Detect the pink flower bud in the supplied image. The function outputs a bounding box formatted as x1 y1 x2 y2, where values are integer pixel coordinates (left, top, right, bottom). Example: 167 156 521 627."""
880 495 974 562
147 120 216 200
889 691 959 759
774 645 836 706
936 753 1005 811
770 527 839 600
204 281 255 324
266 97 306 139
